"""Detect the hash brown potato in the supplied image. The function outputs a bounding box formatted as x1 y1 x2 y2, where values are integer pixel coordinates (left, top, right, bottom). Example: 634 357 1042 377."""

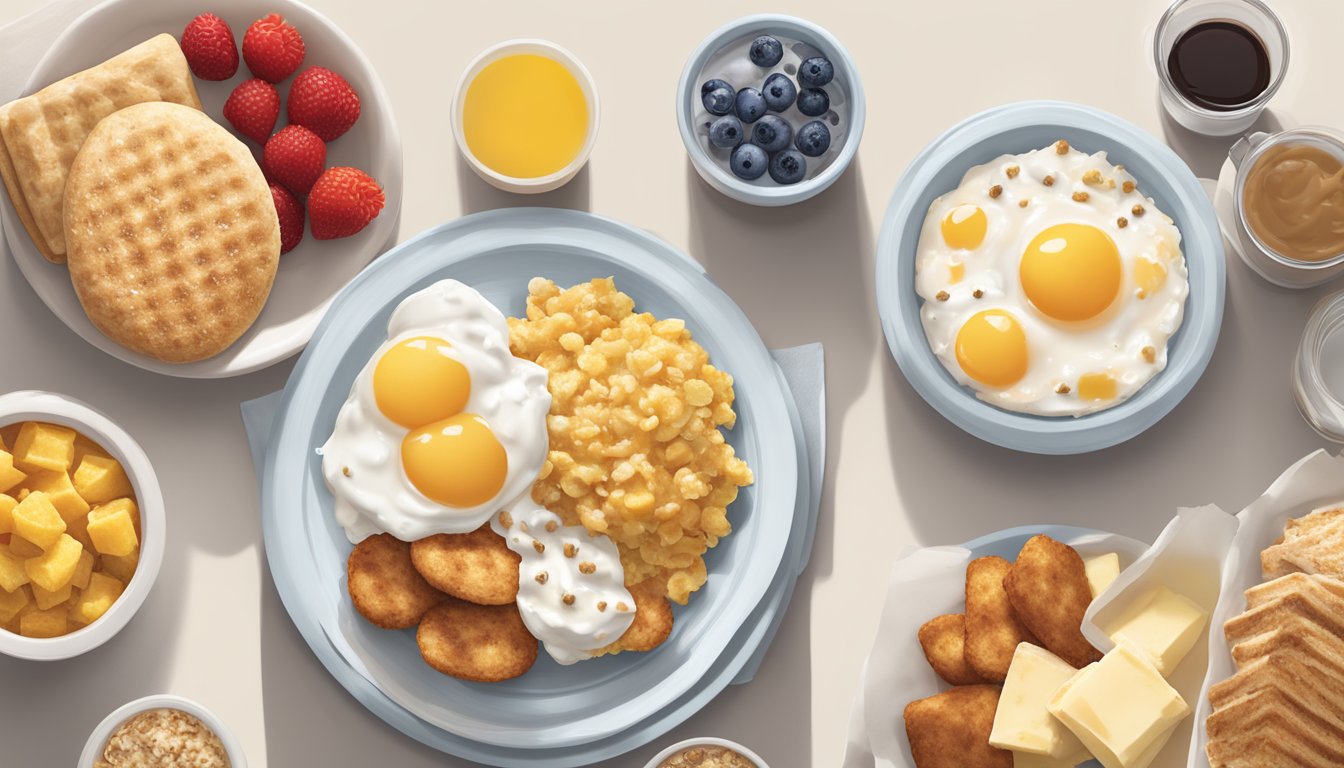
918 614 987 686
1002 535 1100 668
603 577 675 654
347 533 446 629
964 556 1037 682
416 598 538 682
903 685 1010 768
410 524 520 606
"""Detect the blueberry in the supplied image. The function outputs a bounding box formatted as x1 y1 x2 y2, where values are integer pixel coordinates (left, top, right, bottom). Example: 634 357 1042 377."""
734 87 767 123
794 120 831 157
768 149 807 184
700 79 736 116
797 87 830 117
709 115 744 148
797 56 835 87
751 114 793 154
762 73 797 112
748 35 783 67
730 143 768 180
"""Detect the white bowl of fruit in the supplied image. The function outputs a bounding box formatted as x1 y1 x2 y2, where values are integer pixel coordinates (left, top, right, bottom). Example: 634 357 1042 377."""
0 391 165 660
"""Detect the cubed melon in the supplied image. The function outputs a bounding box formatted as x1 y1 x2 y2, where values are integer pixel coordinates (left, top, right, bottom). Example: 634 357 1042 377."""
24 534 82 592
8 536 44 559
99 548 139 584
0 493 15 535
19 605 66 638
0 450 25 493
11 422 76 474
70 550 95 590
0 549 29 592
0 584 30 623
11 492 65 550
23 471 89 521
31 580 71 611
87 505 138 557
72 572 123 625
72 454 133 505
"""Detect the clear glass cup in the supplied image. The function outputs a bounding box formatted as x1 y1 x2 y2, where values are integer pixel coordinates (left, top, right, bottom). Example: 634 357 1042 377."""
1294 290 1344 442
1154 0 1289 136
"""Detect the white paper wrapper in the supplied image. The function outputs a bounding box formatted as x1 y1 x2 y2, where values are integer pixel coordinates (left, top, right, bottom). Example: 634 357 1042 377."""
1188 449 1344 768
844 509 1239 768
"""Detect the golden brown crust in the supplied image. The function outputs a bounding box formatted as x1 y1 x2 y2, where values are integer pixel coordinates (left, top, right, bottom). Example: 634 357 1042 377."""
347 533 446 630
964 556 1037 682
904 685 1011 768
64 101 279 363
409 525 520 606
918 614 988 686
606 577 675 653
1003 536 1100 668
416 598 538 682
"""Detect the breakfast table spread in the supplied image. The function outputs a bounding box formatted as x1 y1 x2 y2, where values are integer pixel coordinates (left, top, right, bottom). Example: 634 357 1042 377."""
2 1 1344 767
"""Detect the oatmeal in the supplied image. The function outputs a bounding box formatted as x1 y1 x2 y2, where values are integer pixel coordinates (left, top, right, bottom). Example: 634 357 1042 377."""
95 708 229 768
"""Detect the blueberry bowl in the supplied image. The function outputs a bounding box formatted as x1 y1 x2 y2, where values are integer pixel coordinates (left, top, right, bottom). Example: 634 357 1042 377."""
676 14 865 207
876 101 1226 455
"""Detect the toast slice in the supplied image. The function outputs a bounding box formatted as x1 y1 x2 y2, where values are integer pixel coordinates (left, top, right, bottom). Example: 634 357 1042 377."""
1206 687 1344 768
1223 588 1344 648
1261 507 1344 579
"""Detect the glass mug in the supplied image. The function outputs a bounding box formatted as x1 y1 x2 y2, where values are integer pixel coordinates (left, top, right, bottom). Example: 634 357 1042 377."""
1294 290 1344 443
1229 127 1344 289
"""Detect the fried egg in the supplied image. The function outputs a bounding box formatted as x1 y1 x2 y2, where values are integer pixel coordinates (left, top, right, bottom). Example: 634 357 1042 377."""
915 141 1189 417
321 280 551 542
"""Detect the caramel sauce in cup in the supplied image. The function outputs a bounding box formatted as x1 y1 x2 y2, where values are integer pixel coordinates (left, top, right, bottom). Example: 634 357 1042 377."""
1243 142 1344 262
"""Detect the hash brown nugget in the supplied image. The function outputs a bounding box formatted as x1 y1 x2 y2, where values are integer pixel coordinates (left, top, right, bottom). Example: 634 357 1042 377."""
410 524 520 606
904 685 1011 768
965 556 1038 682
606 578 675 653
347 533 446 629
918 614 988 685
416 598 538 682
1003 535 1101 668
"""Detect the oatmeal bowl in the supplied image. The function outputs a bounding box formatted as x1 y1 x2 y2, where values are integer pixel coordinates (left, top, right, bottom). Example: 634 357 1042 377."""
79 694 245 768
876 101 1225 454
259 208 806 763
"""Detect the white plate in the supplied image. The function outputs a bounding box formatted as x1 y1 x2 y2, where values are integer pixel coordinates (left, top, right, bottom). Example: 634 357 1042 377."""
1 0 402 378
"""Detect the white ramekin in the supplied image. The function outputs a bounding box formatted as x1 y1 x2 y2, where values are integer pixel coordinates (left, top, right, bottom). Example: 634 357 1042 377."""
78 694 246 768
643 737 770 768
450 39 599 194
0 390 165 661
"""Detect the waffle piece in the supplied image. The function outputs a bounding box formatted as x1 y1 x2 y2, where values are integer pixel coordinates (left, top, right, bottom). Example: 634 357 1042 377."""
64 102 279 363
0 34 200 262
1261 505 1344 579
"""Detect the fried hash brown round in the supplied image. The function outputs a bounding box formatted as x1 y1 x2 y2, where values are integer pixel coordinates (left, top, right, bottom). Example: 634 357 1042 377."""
1003 535 1101 668
904 685 1011 768
410 524 520 606
348 533 446 629
965 556 1038 682
918 614 988 686
609 578 676 653
416 598 538 682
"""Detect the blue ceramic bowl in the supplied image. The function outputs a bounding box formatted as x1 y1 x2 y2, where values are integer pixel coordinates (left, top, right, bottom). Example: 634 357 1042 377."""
876 101 1225 455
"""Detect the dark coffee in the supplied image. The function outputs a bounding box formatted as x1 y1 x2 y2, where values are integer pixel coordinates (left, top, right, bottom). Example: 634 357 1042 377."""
1168 20 1271 111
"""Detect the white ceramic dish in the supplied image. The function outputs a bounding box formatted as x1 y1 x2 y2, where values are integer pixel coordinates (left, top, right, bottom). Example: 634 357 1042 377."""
451 39 599 194
676 14 865 207
1 0 403 378
0 390 165 661
643 737 770 768
78 694 246 768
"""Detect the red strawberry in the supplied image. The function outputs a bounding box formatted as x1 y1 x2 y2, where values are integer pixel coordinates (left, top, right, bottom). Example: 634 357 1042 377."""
287 67 361 141
263 125 326 196
180 13 239 81
222 79 280 144
270 184 305 254
308 167 385 240
242 13 305 83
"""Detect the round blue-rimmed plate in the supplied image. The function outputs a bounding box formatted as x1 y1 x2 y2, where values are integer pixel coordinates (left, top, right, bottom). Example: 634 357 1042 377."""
876 101 1225 455
260 208 799 758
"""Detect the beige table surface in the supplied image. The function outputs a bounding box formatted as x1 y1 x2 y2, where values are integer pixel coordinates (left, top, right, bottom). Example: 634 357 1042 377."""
1 0 1340 766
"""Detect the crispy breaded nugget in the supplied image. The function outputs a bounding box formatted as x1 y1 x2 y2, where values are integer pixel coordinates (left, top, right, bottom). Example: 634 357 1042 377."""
416 598 538 682
965 556 1038 681
347 533 446 629
1003 536 1100 668
904 685 1011 768
919 614 988 685
410 524 520 606
604 578 675 653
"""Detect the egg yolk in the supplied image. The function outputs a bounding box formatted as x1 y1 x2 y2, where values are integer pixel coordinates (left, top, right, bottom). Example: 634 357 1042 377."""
401 413 507 507
955 309 1029 388
1020 223 1122 322
374 336 471 429
1077 372 1118 401
949 261 965 284
1134 255 1168 299
942 205 987 250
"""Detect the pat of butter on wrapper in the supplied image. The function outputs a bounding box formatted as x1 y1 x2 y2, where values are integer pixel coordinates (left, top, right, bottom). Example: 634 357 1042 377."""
1083 552 1120 598
989 643 1087 759
1047 643 1189 768
1106 585 1207 676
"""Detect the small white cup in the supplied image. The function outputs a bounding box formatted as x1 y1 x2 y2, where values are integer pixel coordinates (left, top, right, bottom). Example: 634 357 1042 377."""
78 694 246 768
451 39 599 195
643 737 769 768
0 391 164 661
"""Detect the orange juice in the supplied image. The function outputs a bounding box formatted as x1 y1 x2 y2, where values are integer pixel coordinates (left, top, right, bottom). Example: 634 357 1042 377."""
462 54 588 179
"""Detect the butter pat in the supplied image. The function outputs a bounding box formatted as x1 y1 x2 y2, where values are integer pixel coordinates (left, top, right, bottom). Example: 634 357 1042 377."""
1083 552 1120 598
1107 585 1207 676
1047 643 1190 768
990 643 1087 758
